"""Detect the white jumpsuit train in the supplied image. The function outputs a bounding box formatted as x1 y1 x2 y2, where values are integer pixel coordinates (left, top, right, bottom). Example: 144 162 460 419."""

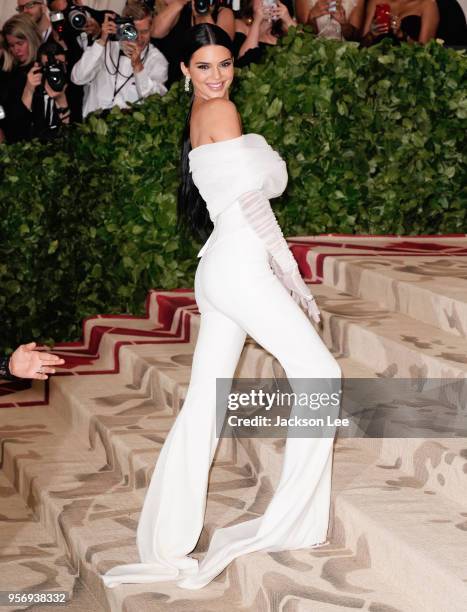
102 134 342 590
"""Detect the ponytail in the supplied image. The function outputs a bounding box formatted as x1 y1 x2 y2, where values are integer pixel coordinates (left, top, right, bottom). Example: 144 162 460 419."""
176 97 213 242
176 23 235 243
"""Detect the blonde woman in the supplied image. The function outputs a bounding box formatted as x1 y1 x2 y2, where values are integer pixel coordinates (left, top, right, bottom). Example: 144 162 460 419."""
1 14 69 142
0 13 41 72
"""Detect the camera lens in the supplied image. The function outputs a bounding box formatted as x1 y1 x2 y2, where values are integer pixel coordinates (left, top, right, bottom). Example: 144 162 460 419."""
194 0 209 14
69 8 87 30
120 24 138 41
46 66 66 91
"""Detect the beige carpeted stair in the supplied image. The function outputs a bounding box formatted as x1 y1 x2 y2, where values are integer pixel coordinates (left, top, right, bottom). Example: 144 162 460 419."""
0 236 466 611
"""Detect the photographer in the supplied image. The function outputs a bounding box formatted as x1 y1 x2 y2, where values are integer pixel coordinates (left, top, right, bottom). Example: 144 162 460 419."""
16 0 53 42
47 1 108 57
71 2 168 117
19 40 72 141
46 1 111 121
0 14 43 143
0 72 6 144
151 0 235 87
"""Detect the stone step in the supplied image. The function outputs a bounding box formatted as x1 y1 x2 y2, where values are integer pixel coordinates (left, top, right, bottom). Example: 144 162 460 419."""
288 234 467 284
15 346 467 608
0 405 421 612
237 435 467 612
49 287 467 508
2 281 466 610
321 255 467 338
313 283 467 379
0 339 421 611
0 471 83 611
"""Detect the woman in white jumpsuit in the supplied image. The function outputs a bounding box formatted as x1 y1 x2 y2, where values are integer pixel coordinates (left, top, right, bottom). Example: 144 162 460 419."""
103 23 342 591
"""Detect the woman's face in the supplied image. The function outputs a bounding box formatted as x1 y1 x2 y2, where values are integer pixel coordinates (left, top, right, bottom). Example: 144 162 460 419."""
183 44 234 100
6 34 30 65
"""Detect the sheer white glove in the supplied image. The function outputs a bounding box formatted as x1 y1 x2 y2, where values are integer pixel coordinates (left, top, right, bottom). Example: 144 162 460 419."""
270 258 321 324
237 190 321 324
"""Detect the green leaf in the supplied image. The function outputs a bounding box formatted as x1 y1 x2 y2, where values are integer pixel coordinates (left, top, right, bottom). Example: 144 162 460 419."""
48 240 59 254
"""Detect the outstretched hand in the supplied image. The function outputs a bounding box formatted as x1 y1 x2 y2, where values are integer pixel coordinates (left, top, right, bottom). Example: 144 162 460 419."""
9 342 65 380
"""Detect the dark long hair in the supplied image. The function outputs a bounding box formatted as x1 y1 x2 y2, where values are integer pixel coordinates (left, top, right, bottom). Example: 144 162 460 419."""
176 24 235 243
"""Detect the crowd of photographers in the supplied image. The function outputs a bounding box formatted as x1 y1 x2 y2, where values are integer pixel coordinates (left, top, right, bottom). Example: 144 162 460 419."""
0 0 465 144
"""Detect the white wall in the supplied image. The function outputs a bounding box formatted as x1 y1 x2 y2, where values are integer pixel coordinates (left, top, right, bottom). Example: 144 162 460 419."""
1 1 127 28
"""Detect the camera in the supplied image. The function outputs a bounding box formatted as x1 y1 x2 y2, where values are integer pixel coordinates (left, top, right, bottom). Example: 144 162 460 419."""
50 10 66 37
40 52 67 93
194 0 215 14
194 0 234 14
68 5 88 31
50 4 106 36
49 5 88 35
110 16 138 42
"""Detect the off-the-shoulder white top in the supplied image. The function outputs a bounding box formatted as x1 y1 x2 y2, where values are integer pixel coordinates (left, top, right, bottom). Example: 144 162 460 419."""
188 133 288 222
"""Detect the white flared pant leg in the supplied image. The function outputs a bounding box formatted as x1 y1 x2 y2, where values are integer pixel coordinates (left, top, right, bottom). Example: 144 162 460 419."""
102 221 341 590
102 304 247 587
177 225 342 589
136 307 247 564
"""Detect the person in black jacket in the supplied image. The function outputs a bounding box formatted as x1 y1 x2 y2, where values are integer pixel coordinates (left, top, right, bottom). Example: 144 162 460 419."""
0 342 65 381
0 14 43 142
20 40 72 141
0 17 71 143
0 68 6 143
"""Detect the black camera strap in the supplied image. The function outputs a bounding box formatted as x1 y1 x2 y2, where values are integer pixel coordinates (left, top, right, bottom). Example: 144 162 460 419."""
110 45 149 104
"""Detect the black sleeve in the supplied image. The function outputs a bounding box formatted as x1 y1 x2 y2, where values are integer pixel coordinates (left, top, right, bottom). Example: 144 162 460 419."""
2 69 33 143
283 0 295 18
234 33 266 68
233 31 246 58
0 355 21 381
436 0 467 45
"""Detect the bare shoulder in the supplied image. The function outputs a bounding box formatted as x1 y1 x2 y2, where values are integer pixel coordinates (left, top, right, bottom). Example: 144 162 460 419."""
199 98 242 143
422 0 439 18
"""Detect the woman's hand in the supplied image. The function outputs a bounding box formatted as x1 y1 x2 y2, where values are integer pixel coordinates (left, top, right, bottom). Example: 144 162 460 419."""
370 14 390 36
271 260 321 324
253 0 269 22
9 342 65 380
22 63 42 110
390 13 402 36
270 0 297 27
331 1 348 25
25 62 42 92
308 0 331 21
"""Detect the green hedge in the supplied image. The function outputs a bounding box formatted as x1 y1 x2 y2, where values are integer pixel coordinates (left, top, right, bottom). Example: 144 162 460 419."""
0 28 466 352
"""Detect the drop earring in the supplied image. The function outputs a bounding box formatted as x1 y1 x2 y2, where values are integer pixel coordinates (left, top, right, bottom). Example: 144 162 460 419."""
184 75 191 92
